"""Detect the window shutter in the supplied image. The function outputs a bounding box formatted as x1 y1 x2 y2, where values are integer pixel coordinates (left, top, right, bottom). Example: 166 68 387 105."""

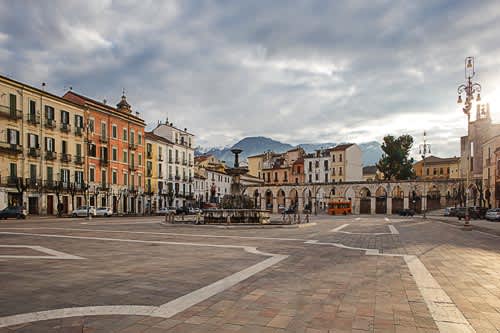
16 131 20 145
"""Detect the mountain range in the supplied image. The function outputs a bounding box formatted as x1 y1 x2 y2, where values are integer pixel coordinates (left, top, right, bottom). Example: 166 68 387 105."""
195 136 383 166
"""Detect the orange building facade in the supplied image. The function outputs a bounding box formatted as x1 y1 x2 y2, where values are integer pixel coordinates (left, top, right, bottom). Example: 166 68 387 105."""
63 91 146 214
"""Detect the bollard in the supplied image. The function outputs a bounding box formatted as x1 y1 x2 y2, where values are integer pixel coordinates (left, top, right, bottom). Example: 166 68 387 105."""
227 214 231 225
305 213 309 223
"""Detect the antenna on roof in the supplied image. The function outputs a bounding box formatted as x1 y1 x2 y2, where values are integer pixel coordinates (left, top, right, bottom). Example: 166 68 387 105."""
41 82 46 91
69 86 72 91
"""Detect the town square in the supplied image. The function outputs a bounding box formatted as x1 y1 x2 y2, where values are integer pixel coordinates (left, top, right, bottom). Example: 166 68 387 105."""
2 1 500 332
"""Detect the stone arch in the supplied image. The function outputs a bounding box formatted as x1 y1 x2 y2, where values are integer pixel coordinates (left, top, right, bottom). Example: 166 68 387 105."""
409 187 422 213
392 185 404 212
316 187 327 211
359 187 371 214
375 186 387 214
264 189 273 210
289 188 299 209
427 185 441 211
277 189 286 210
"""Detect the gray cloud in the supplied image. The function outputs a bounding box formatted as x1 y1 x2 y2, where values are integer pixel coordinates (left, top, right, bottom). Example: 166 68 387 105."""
1 0 500 157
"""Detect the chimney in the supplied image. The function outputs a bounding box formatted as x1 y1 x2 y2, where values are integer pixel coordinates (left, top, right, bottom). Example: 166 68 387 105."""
103 99 107 104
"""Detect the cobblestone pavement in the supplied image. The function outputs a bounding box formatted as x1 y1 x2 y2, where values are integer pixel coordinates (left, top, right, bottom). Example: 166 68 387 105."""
0 215 499 332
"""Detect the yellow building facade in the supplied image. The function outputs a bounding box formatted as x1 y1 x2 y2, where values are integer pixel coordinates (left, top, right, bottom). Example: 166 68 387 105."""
0 75 86 215
413 156 460 180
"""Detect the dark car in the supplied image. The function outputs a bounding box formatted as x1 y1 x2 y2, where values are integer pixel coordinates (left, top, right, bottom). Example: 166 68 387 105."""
398 209 414 216
0 206 27 219
456 207 487 220
283 207 296 214
176 206 191 215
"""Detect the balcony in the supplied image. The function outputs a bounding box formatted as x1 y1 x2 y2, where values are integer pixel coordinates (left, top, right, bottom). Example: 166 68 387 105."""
0 175 19 187
27 114 40 125
144 186 155 195
128 142 138 150
128 186 138 195
100 158 109 167
45 151 57 161
175 175 181 180
60 123 71 133
188 177 193 183
60 153 72 163
182 159 187 166
146 151 153 159
129 164 138 171
27 178 41 189
0 105 22 121
74 155 84 165
99 135 108 144
175 159 180 164
182 176 188 182
99 182 109 191
43 180 57 191
75 127 84 136
169 158 173 163
189 162 193 167
168 175 173 181
158 155 164 162
28 147 41 158
146 169 153 177
44 119 56 130
0 142 23 155
158 172 164 179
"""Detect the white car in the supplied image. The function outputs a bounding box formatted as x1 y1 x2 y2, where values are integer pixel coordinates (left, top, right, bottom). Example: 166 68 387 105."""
95 207 113 217
71 206 96 217
156 207 176 215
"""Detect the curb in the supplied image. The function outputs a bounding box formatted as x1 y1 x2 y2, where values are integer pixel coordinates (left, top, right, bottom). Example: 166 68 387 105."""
159 222 317 229
426 216 500 237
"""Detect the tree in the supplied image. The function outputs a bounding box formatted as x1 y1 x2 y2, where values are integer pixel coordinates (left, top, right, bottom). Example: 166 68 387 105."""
376 134 416 180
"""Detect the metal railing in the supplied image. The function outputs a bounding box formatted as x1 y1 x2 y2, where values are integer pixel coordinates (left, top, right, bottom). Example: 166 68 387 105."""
60 123 71 133
0 105 22 120
100 135 108 143
75 127 84 136
60 153 72 163
28 148 41 158
45 119 56 129
28 114 40 125
45 151 57 160
0 141 22 154
74 155 84 165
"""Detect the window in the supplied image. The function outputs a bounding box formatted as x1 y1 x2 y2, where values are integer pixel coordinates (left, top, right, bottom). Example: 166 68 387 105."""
308 174 312 183
8 163 16 178
9 94 16 112
45 105 54 120
60 110 69 124
29 100 36 120
138 175 142 188
339 154 342 162
339 167 343 176
332 167 336 175
325 174 328 183
147 143 152 157
274 172 278 181
74 115 83 128
447 167 450 174
426 168 430 176
61 140 67 154
433 168 437 175
112 147 118 161
28 133 39 148
60 169 70 183
45 137 55 152
284 171 288 182
440 168 443 175
76 143 82 157
88 143 96 157
101 122 107 139
101 170 107 185
332 154 335 162
130 130 135 144
309 161 312 171
324 160 328 170
46 166 53 181
124 173 128 185
75 171 84 184
123 150 128 163
131 153 135 166
88 119 95 133
138 153 142 165
315 173 319 181
123 128 128 141
112 125 117 138
112 170 117 184
138 133 142 144
100 147 108 161
89 167 95 182
7 129 20 145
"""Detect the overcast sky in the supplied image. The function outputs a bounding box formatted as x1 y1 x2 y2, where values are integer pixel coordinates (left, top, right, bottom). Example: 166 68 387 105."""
1 1 500 157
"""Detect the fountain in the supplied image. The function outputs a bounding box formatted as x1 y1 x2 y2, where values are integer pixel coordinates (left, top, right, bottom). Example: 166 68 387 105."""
203 149 270 224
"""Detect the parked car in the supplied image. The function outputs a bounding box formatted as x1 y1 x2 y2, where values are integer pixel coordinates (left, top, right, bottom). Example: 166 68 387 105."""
283 207 296 214
193 208 202 214
156 207 176 215
176 206 191 215
95 207 113 217
398 209 415 216
0 206 27 219
485 208 500 221
443 207 457 216
277 205 285 213
456 207 487 220
71 206 96 217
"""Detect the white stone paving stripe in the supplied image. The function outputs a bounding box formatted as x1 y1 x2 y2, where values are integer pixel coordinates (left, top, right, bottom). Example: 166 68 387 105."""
330 224 349 232
404 255 475 333
0 245 84 260
384 217 390 222
388 225 399 235
0 232 288 328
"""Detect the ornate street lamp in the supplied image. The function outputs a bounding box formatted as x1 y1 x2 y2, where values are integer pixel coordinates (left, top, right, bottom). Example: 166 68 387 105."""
457 56 481 229
419 131 431 218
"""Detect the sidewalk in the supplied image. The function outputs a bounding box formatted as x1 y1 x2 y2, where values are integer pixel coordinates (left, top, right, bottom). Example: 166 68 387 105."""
426 211 500 236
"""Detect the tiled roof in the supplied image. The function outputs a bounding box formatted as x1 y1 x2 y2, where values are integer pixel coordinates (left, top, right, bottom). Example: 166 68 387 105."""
144 132 174 145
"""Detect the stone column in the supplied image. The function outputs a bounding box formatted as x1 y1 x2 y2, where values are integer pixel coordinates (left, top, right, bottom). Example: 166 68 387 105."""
353 197 360 214
403 196 409 209
261 197 267 210
422 196 427 213
41 193 47 215
273 197 278 213
298 196 304 212
370 197 376 215
285 197 291 209
386 196 392 215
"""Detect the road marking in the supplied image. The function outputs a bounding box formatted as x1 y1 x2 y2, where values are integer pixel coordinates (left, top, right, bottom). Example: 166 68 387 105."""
384 217 390 222
0 245 84 260
404 255 475 333
388 225 399 235
330 224 349 232
355 217 361 221
0 232 287 328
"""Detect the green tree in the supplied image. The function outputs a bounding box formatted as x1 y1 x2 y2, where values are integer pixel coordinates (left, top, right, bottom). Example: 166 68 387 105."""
376 134 416 180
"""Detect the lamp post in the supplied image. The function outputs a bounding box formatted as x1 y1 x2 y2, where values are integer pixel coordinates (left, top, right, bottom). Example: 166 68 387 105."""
419 131 431 218
457 56 481 229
